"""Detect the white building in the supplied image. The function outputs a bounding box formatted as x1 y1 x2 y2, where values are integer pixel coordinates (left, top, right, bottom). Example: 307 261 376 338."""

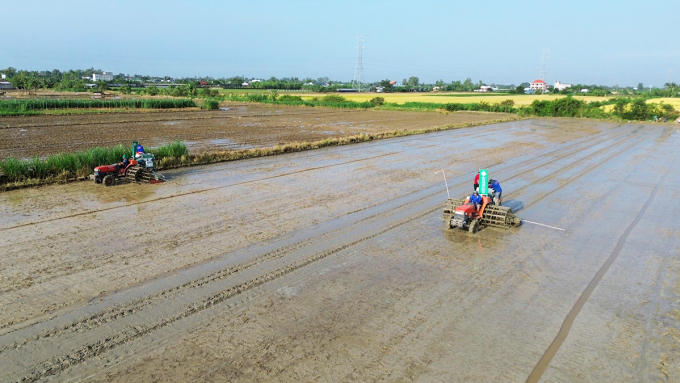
0 73 5 80
530 79 547 92
554 81 572 91
92 72 113 81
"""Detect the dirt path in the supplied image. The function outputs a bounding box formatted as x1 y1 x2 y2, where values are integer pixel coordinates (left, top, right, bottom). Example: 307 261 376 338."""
0 103 514 158
1 119 679 382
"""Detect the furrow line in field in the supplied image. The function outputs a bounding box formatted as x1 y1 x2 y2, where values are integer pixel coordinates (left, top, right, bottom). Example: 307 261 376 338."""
0 109 354 129
5 202 439 382
0 124 627 311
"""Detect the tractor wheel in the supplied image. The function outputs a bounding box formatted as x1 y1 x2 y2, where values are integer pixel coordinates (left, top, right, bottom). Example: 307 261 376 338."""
469 220 479 234
103 175 115 186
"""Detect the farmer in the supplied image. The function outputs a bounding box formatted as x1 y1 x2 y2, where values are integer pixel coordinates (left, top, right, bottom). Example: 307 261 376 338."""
489 179 502 200
469 190 483 210
121 155 130 168
473 172 480 191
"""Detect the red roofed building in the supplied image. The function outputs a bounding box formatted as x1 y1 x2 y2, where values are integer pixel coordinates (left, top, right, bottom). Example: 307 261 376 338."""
530 79 547 92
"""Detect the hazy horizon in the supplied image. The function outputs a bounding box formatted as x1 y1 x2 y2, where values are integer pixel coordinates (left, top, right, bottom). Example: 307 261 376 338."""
2 0 678 87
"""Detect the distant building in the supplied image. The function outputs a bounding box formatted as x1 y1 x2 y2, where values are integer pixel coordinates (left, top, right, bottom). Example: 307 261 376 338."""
0 81 14 89
432 86 440 91
580 88 589 93
92 72 113 81
0 73 5 80
524 88 535 94
241 82 249 86
475 85 497 92
554 81 572 91
530 79 547 92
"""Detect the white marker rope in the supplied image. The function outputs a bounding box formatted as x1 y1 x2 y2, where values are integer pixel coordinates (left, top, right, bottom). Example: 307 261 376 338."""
522 220 565 231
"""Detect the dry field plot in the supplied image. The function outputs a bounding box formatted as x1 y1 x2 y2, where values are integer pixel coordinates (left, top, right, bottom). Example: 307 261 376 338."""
1 117 680 382
0 104 514 158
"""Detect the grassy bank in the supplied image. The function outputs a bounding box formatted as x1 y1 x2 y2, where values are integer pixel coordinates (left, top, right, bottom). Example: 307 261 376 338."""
0 117 518 190
0 98 197 116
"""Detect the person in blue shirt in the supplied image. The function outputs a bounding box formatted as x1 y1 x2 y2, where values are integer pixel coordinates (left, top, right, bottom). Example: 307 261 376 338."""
136 144 145 153
469 190 483 208
121 155 130 168
489 179 502 200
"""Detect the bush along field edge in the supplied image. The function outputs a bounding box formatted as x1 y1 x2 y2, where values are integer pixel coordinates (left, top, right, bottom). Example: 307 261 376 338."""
0 117 518 191
223 92 680 121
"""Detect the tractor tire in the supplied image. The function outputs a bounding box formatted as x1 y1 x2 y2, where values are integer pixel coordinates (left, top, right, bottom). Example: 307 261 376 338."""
103 175 115 186
469 220 479 234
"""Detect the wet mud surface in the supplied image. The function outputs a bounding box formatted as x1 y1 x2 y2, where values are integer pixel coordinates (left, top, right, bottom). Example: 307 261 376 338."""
1 118 680 381
0 103 513 158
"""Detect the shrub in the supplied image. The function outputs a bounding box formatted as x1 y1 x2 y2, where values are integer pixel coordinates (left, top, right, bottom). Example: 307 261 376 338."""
278 95 303 102
321 94 346 103
202 99 220 110
370 97 385 106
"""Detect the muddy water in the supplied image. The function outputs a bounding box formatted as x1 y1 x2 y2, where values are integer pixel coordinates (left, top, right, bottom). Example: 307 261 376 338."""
1 119 679 381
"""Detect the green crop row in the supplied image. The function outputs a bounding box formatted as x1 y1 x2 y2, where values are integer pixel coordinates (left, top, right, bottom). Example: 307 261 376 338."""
0 98 196 113
0 141 188 182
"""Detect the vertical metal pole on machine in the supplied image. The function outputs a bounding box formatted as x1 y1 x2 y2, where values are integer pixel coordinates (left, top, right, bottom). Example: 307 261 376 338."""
479 169 489 196
436 170 450 198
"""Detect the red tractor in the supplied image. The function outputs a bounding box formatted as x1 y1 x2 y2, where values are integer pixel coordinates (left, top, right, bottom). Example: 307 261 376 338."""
443 195 520 234
93 141 164 186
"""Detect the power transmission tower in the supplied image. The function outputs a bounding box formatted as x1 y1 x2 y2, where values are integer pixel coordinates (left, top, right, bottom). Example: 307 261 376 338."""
352 36 365 91
667 69 673 84
540 48 549 80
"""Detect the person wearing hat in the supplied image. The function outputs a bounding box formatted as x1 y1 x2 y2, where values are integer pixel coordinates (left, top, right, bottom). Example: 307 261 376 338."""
469 190 483 210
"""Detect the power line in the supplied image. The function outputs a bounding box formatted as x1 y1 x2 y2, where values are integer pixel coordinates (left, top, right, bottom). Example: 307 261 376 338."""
540 48 549 80
352 36 365 91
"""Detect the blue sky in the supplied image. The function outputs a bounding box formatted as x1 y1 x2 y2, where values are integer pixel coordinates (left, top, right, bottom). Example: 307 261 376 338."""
1 0 678 86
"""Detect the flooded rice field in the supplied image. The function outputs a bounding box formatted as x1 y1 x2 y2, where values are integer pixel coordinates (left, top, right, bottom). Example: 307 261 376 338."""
1 118 679 381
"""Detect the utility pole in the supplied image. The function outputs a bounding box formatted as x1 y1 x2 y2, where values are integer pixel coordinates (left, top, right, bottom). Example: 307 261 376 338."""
352 36 365 91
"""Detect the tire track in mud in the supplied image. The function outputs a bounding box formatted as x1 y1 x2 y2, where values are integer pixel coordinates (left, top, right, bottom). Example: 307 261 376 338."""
0 125 631 319
525 150 680 383
508 127 659 212
0 125 627 303
1 201 440 382
0 125 645 381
